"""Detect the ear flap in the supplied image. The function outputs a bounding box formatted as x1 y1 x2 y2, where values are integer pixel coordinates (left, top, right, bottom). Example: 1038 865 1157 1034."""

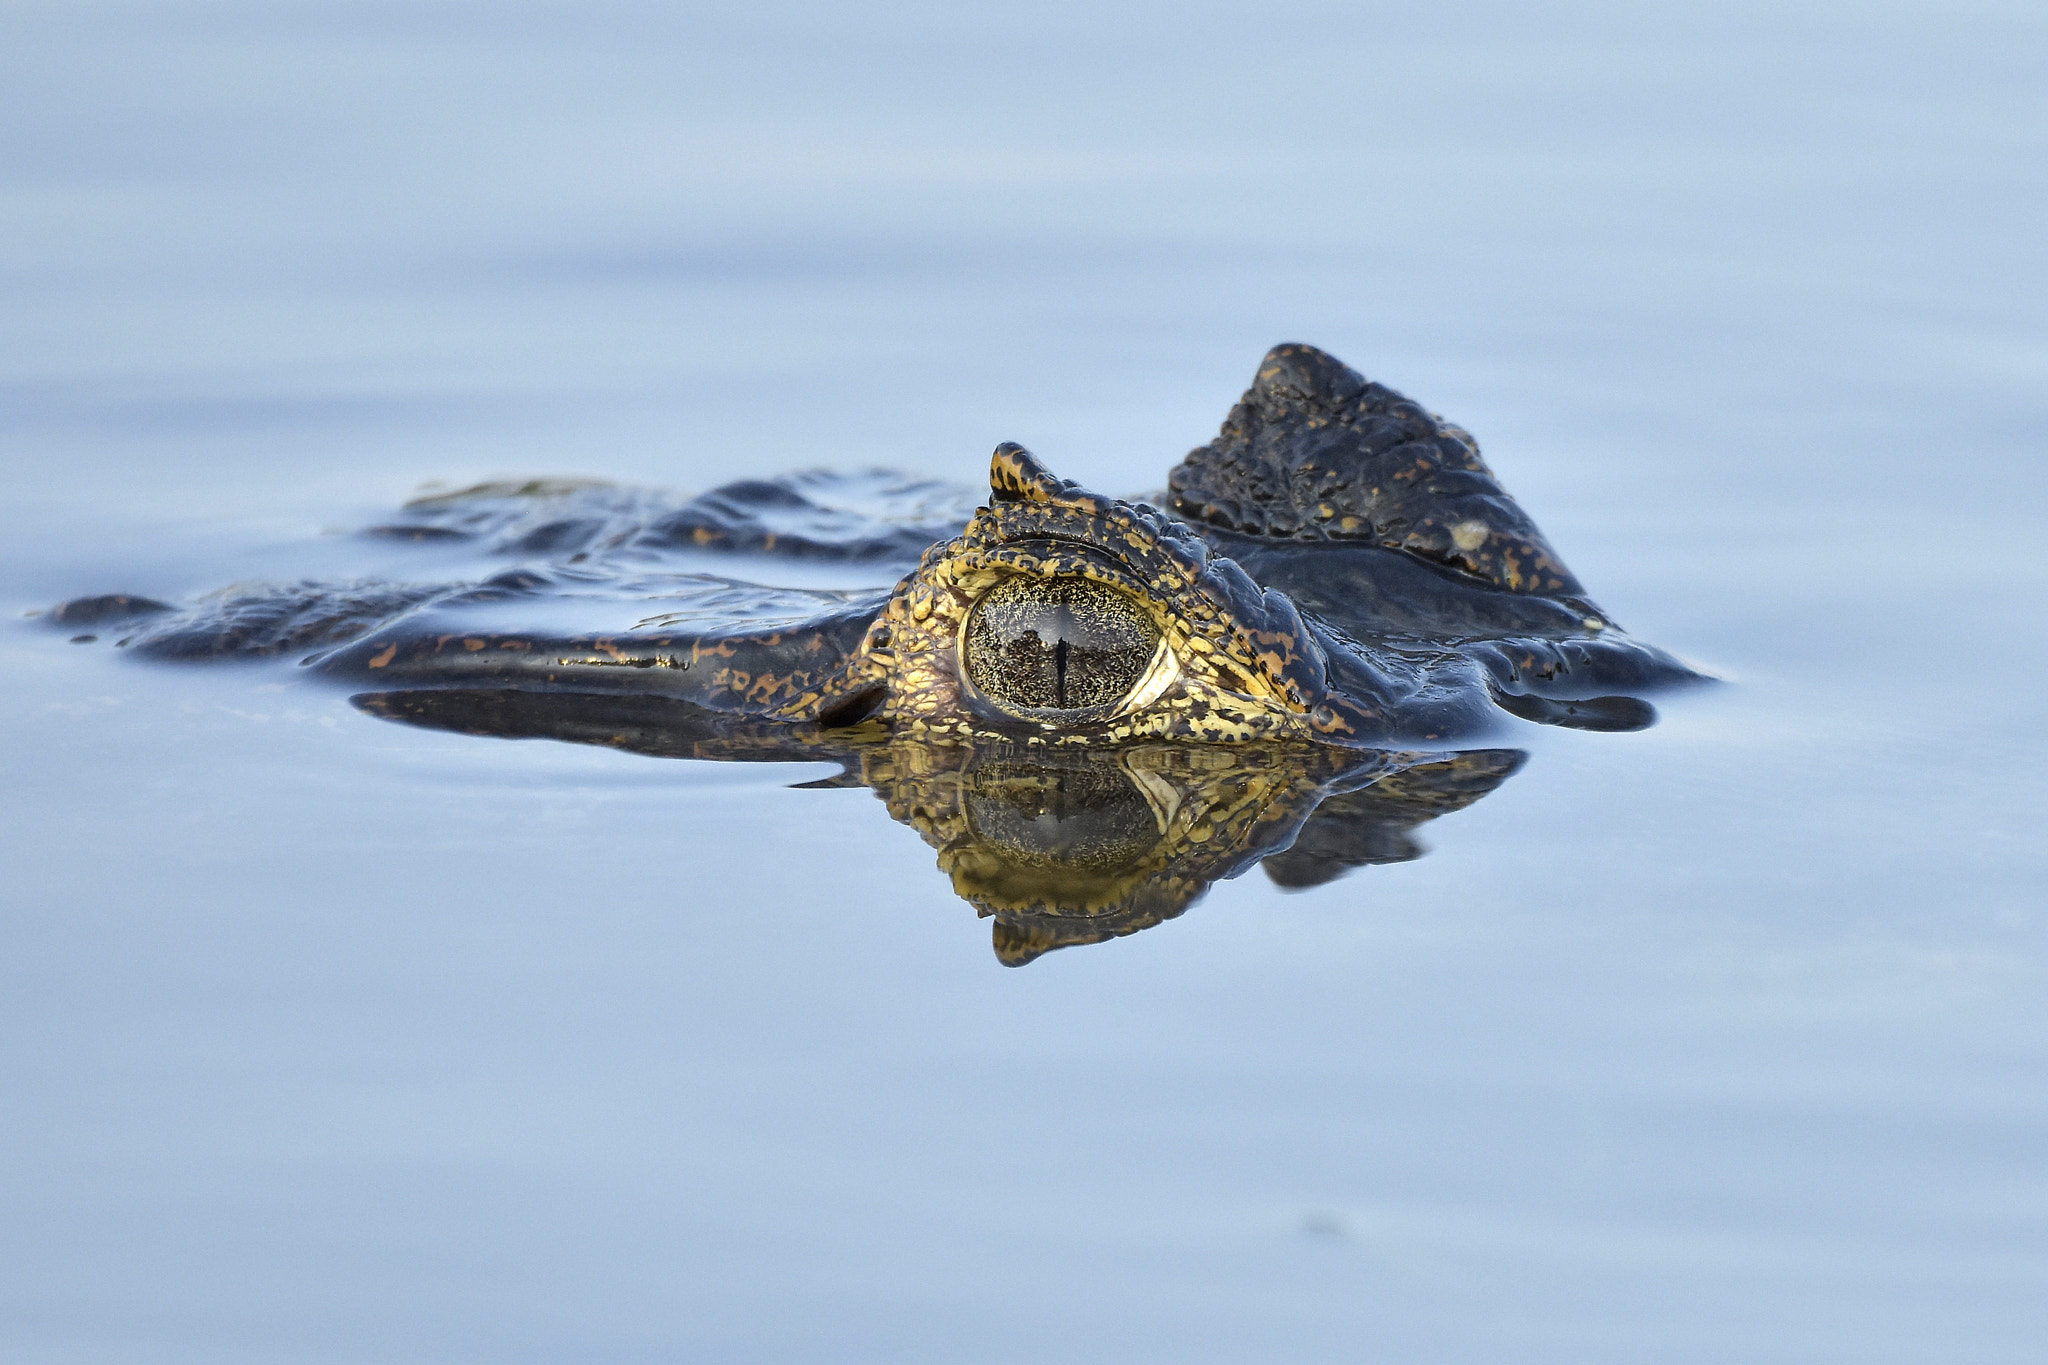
1167 344 1587 599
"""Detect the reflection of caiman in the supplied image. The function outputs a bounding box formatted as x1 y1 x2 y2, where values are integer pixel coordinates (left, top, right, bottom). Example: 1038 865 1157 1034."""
51 344 1704 963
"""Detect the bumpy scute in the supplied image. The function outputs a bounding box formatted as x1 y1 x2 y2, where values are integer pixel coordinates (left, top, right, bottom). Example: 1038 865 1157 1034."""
1168 343 1585 597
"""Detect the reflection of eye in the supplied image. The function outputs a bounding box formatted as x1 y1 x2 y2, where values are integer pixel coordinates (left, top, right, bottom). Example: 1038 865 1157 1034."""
963 575 1160 715
964 761 1160 871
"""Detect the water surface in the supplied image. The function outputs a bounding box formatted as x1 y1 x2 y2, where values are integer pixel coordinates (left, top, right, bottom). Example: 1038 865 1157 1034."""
3 2 2045 1361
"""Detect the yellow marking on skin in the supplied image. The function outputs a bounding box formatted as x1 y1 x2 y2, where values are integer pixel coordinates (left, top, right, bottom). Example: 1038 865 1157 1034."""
557 652 686 670
464 638 486 651
771 452 1372 746
692 527 714 545
1451 520 1490 552
367 643 397 668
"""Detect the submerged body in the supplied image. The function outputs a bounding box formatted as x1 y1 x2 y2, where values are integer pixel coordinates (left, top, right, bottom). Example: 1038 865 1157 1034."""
51 344 1703 961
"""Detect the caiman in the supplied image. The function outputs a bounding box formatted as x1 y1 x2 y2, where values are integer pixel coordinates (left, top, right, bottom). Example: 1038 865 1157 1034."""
46 344 1704 963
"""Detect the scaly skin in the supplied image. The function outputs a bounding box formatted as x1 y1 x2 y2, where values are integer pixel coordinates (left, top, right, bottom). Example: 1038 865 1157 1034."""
783 444 1410 746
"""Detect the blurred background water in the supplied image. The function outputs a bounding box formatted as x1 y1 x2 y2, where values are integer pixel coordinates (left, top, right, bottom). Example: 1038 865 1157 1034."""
3 2 2045 1361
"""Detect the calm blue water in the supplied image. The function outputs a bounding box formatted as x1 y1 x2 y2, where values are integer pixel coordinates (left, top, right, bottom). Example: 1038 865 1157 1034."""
4 3 2045 1361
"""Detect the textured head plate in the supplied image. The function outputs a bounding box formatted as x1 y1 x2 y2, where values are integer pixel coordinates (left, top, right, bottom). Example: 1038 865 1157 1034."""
1167 343 1585 596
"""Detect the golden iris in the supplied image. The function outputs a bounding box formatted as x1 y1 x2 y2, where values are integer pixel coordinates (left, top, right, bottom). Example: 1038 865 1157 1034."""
963 576 1159 715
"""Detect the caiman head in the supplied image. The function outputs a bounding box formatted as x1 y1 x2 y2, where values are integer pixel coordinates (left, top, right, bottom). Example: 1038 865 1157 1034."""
780 446 1422 746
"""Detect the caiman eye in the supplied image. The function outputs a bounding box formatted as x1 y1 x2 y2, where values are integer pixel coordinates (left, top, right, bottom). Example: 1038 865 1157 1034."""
963 575 1160 715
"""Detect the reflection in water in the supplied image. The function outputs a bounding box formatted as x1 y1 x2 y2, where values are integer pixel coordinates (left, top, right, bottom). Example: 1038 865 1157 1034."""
355 689 1523 964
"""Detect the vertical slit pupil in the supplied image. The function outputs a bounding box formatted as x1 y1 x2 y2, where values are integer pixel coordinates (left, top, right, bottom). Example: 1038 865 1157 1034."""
1054 637 1069 708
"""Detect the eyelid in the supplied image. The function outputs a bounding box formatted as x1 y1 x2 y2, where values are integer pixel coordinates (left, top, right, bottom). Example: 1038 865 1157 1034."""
1109 633 1183 716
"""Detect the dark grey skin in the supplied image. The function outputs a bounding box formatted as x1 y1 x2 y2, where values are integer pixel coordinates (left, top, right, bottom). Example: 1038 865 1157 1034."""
46 344 1706 962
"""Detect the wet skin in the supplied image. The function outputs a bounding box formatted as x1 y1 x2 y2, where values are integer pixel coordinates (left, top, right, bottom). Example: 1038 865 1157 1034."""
49 344 1704 962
